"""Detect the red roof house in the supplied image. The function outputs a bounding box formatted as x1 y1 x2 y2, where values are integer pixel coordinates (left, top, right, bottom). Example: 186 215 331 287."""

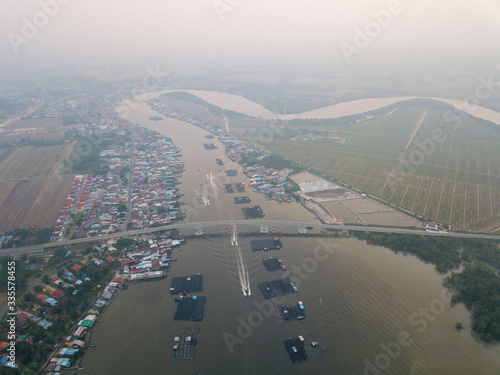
72 264 83 273
51 289 65 299
426 221 439 230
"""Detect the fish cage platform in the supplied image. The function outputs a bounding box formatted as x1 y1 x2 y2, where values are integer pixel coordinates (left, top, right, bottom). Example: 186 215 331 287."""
262 257 284 271
170 274 203 294
174 296 207 321
283 333 326 364
242 205 264 219
234 196 251 204
274 302 305 323
258 277 297 299
173 325 201 360
251 238 282 251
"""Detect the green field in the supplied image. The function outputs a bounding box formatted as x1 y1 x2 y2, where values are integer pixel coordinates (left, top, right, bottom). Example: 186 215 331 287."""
231 101 500 231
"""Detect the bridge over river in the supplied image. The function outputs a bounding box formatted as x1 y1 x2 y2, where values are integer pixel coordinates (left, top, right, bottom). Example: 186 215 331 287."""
1 220 498 256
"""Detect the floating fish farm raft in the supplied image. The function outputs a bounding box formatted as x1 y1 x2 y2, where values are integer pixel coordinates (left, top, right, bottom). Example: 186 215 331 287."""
203 143 217 150
275 302 306 323
258 277 297 299
215 158 224 166
174 296 207 321
173 325 201 360
235 182 245 192
234 196 251 204
170 274 203 294
251 238 282 251
242 205 264 219
225 184 234 193
283 333 326 364
226 169 238 176
283 336 308 364
262 257 285 271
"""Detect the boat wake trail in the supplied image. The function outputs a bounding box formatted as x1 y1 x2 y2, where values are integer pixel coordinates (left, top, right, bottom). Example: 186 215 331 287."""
207 173 218 198
232 225 250 296
200 183 210 206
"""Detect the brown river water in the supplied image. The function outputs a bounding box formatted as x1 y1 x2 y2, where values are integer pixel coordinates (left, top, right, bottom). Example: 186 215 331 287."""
152 90 500 125
79 101 500 375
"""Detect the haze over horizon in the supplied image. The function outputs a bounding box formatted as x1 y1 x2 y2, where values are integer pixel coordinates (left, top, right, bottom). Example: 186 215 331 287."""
1 0 500 76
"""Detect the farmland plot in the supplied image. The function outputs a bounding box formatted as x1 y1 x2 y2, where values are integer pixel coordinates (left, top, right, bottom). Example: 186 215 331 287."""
0 142 77 233
0 177 73 233
0 143 74 180
6 117 63 130
258 104 500 230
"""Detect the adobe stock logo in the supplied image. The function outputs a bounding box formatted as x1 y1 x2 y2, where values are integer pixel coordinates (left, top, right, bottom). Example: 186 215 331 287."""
340 0 403 63
7 0 73 54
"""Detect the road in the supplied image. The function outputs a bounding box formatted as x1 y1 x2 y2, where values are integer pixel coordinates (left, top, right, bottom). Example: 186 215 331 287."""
0 244 44 256
0 101 44 128
125 130 135 226
1 219 498 256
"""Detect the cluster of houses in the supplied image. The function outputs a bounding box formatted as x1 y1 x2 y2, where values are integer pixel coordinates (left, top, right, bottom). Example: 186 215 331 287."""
219 133 261 163
0 312 51 364
47 118 186 241
74 306 103 338
71 170 129 238
128 126 184 230
122 238 183 280
37 288 65 308
43 274 121 374
33 267 91 314
51 175 84 241
39 234 183 373
243 164 296 202
28 89 120 125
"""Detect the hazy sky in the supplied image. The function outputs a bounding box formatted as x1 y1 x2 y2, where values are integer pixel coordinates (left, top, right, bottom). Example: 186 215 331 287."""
1 0 500 73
